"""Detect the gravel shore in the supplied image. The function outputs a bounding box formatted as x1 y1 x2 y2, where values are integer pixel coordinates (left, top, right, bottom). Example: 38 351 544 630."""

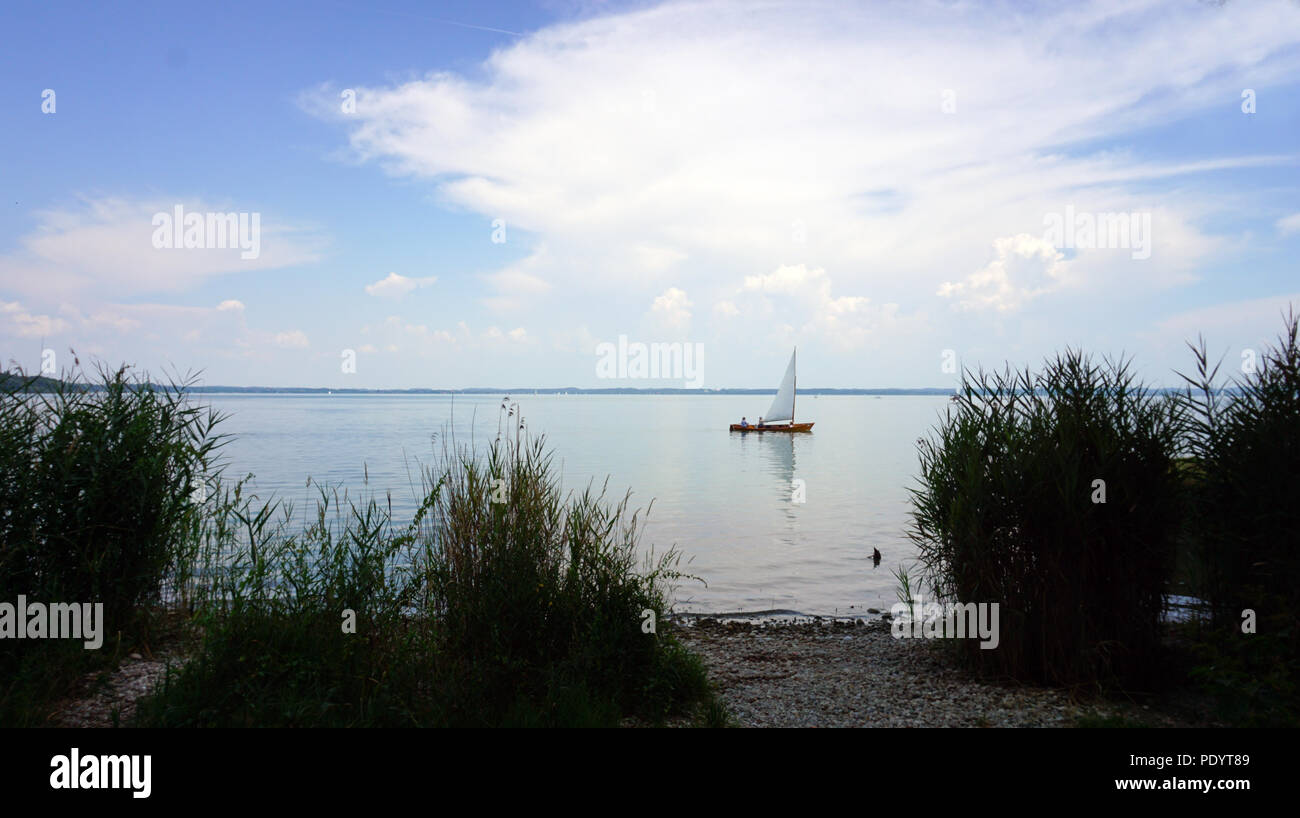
48 650 187 728
675 616 1197 728
47 615 1202 728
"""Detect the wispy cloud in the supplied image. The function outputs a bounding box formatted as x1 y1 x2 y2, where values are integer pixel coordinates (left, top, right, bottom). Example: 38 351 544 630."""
0 301 69 338
312 0 1300 356
1277 213 1300 235
0 195 324 300
364 272 438 298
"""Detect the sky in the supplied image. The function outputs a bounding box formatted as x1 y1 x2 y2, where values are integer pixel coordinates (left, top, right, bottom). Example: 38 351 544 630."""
1 0 1298 390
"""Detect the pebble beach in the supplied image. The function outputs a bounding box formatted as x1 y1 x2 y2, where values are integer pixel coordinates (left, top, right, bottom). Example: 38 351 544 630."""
675 616 1202 728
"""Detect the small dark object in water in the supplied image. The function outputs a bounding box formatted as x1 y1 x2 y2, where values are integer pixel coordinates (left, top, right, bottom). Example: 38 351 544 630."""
872 547 882 565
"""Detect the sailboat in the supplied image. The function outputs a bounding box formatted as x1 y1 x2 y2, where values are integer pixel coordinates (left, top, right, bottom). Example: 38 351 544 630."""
729 348 814 433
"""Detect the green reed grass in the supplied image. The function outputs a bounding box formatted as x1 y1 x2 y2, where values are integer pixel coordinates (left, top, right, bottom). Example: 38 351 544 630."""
1176 309 1300 725
908 350 1183 689
139 401 717 727
0 363 224 725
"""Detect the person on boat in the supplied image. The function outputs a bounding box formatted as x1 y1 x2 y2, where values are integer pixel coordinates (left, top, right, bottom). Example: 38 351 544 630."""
740 416 749 428
758 416 765 428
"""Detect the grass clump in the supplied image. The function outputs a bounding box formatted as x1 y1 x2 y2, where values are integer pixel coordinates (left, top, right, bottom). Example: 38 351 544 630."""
139 406 718 727
0 363 223 725
136 480 437 727
908 351 1183 689
420 428 710 724
1177 310 1300 725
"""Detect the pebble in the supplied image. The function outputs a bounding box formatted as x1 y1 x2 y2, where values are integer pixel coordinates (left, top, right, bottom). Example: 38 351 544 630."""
47 651 188 727
676 618 1197 728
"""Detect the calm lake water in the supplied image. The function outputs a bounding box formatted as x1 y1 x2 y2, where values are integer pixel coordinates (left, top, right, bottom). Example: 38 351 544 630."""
200 393 953 616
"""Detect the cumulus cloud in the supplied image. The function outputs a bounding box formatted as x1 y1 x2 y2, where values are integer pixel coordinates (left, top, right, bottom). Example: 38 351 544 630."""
938 234 1068 313
485 326 530 343
727 263 906 349
649 287 693 330
14 0 1296 388
310 0 1300 325
364 272 438 298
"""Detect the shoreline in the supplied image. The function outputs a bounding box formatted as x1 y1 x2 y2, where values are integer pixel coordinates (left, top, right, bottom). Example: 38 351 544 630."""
674 617 1214 728
46 608 1218 728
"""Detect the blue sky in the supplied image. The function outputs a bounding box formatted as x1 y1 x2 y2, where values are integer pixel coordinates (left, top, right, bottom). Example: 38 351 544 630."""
2 0 1298 389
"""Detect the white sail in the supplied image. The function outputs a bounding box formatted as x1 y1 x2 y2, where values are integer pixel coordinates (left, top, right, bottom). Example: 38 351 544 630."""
764 349 797 423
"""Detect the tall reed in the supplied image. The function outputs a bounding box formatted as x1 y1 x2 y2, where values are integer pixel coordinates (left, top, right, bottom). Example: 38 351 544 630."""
416 412 703 723
908 351 1183 688
141 402 714 726
0 363 224 724
1177 309 1300 724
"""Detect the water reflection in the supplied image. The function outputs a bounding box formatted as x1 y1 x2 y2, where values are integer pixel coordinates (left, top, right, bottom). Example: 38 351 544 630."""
733 431 809 541
205 393 951 614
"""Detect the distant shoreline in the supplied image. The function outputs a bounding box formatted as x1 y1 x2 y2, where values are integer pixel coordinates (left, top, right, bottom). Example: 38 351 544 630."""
2 373 956 395
4 373 1213 396
188 386 960 395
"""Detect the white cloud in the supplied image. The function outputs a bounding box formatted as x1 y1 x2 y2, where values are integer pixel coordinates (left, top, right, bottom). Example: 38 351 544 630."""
744 265 843 299
364 272 438 298
482 247 554 312
1277 213 1300 235
313 0 1300 326
0 298 312 370
938 234 1068 313
649 287 692 330
273 330 310 349
632 244 687 272
74 307 141 334
724 263 911 350
0 196 323 299
0 301 68 338
1155 292 1300 339
362 317 530 353
550 324 599 354
484 325 531 344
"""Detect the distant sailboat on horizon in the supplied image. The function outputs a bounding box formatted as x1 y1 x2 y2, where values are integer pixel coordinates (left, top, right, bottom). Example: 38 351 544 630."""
729 348 814 433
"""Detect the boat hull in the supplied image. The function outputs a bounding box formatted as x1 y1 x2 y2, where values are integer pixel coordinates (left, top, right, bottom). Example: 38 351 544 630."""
729 422 814 433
